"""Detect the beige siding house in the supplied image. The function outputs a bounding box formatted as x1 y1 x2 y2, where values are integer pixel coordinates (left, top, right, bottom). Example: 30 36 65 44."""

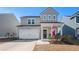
17 7 63 40
0 13 19 38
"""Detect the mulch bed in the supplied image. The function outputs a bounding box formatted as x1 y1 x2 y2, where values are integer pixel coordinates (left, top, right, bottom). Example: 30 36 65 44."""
0 39 14 44
0 39 13 42
33 44 79 51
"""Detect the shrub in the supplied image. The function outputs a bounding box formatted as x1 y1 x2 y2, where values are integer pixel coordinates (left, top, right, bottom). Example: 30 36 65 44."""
48 34 52 40
55 33 61 39
61 35 73 42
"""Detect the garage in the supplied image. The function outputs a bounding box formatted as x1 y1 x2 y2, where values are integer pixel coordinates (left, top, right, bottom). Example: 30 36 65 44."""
18 28 40 39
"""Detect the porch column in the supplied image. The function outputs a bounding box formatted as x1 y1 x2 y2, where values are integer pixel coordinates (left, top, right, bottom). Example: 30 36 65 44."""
60 24 64 36
55 27 58 35
51 25 52 37
41 25 43 40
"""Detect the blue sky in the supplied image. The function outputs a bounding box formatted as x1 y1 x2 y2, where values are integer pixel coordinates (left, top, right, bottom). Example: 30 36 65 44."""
0 7 79 21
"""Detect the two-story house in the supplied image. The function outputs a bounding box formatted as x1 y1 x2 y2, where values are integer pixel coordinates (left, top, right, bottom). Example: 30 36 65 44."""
17 7 63 40
61 11 79 39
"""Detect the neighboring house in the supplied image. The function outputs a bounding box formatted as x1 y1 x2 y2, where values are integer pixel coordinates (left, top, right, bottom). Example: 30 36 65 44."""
61 11 79 38
0 13 19 38
17 7 63 40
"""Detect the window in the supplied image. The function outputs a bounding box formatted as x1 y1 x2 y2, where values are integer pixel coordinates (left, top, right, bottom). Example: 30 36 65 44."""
28 19 31 24
53 15 56 20
48 15 51 20
76 16 79 23
43 15 47 20
27 18 35 25
32 19 35 24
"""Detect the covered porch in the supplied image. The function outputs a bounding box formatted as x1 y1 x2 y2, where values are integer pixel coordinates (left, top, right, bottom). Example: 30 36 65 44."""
40 22 64 40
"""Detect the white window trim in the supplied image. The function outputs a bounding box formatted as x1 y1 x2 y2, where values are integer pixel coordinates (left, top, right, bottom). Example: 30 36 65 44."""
32 19 35 24
53 15 56 20
27 18 35 25
27 19 31 25
43 15 47 20
48 15 51 20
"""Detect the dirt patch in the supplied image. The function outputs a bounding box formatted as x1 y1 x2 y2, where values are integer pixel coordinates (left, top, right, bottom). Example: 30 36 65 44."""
33 44 79 51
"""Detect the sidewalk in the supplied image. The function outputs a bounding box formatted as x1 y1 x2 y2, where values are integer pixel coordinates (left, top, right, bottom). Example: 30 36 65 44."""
36 40 49 45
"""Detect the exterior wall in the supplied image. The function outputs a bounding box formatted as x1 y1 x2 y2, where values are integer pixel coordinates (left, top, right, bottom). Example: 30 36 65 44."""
61 16 79 37
75 16 79 37
0 13 19 37
62 25 75 36
20 17 41 25
18 26 40 29
41 23 63 39
40 8 58 22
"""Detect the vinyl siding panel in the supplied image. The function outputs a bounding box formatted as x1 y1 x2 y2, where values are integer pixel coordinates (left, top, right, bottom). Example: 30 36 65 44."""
0 13 19 37
21 17 41 25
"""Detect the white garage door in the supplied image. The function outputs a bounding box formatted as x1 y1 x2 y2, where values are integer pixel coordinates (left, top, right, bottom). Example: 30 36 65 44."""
19 29 40 39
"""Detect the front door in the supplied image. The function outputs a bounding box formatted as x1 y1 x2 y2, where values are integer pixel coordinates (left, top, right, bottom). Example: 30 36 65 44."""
43 30 47 39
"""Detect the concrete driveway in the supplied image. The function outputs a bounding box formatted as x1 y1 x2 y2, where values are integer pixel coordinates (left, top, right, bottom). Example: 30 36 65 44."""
0 40 37 51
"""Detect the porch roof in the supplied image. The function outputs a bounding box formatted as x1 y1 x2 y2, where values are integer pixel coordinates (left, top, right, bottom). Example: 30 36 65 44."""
41 22 64 27
17 25 40 27
40 21 63 24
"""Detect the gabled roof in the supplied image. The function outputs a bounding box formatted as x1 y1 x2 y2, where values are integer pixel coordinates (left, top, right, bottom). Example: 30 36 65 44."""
73 11 79 16
40 21 63 24
17 25 40 27
20 16 40 18
40 7 59 15
71 11 79 19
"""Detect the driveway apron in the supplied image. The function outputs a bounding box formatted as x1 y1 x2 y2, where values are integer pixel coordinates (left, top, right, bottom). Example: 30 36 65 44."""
0 40 37 51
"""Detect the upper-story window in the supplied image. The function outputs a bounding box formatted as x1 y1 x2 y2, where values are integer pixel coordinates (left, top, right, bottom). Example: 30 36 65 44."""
48 15 51 20
43 15 47 20
28 19 31 24
53 15 56 20
32 19 35 24
76 16 79 23
27 18 35 25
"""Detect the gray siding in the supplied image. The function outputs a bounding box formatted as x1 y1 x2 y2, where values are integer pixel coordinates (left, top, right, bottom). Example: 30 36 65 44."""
62 25 75 36
61 16 79 37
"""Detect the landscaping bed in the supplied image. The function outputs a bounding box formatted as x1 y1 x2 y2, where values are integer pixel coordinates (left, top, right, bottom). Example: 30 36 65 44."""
33 34 79 51
33 44 79 51
0 38 15 42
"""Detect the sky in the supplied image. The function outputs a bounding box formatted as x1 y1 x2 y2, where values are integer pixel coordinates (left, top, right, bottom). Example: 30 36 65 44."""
0 7 79 22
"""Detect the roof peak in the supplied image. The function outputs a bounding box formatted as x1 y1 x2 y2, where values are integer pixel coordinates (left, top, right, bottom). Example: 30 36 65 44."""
72 11 79 16
40 7 59 15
